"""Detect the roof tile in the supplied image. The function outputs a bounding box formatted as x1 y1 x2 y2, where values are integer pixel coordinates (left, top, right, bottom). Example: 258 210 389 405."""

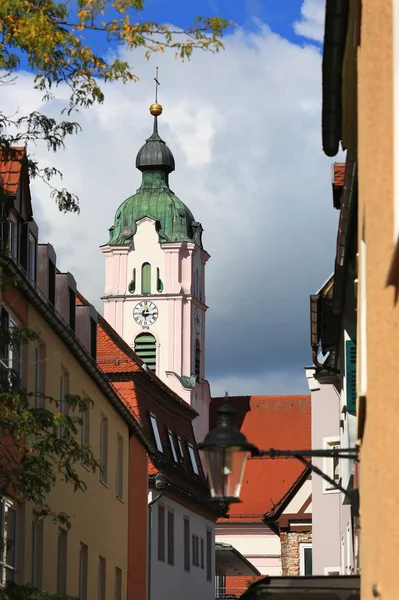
210 396 311 522
0 147 25 195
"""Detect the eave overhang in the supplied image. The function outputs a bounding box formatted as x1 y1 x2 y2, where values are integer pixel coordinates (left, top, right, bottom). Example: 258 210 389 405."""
322 0 349 157
215 543 261 577
242 575 360 600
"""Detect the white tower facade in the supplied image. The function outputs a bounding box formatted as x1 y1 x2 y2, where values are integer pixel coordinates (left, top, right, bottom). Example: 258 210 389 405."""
101 107 211 442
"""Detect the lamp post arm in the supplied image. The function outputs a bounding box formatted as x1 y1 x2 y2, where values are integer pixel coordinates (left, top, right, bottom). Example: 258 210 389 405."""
252 447 358 460
294 454 353 500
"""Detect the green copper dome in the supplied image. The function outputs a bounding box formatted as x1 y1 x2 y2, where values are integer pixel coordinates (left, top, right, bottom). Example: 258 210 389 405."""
108 116 198 245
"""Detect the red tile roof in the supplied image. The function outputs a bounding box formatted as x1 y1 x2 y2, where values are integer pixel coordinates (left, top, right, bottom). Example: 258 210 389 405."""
333 162 345 187
210 396 311 522
76 292 219 516
0 147 25 195
225 575 263 597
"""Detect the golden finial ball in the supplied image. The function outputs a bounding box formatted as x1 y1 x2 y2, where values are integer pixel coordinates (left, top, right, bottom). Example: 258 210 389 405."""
150 103 163 117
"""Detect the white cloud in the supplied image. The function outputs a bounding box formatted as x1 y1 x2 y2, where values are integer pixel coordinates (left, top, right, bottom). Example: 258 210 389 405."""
2 17 339 395
293 0 326 43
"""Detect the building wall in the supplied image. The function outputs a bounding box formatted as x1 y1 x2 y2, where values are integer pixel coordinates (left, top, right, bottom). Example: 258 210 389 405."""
128 437 149 600
306 370 341 574
280 531 312 576
149 491 216 600
15 302 133 598
216 524 282 575
357 0 397 598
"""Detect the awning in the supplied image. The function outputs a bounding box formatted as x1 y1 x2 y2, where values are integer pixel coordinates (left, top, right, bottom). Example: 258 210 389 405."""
215 543 261 577
241 575 360 599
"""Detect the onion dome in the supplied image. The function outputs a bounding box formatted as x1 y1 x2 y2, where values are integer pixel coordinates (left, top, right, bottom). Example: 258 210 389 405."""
135 104 175 174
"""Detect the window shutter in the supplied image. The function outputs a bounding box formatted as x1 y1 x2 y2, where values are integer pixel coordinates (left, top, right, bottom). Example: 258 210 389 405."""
346 340 357 414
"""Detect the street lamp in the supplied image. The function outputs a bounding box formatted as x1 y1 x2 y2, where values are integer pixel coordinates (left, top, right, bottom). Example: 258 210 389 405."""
198 401 359 506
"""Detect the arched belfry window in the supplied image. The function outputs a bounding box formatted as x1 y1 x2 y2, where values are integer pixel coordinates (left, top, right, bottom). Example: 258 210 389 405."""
195 339 201 378
134 333 156 371
141 263 151 294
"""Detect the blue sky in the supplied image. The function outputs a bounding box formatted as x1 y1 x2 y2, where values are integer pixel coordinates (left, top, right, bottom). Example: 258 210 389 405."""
5 0 333 396
75 0 321 61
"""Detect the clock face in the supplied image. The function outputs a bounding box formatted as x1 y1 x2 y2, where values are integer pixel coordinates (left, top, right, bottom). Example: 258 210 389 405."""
194 307 201 333
134 301 158 327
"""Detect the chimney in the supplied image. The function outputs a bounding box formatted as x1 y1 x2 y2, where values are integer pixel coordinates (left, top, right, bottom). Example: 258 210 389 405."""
55 272 77 331
37 244 57 305
76 303 98 360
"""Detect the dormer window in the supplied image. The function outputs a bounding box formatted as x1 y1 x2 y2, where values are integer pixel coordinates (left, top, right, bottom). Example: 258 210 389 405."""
8 215 18 260
188 443 199 475
149 413 163 452
168 430 178 463
28 233 36 280
176 436 185 463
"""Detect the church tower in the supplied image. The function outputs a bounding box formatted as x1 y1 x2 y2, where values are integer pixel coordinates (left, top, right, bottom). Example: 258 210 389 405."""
101 98 211 442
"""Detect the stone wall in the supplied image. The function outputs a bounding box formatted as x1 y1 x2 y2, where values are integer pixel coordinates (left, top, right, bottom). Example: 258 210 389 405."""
280 531 312 576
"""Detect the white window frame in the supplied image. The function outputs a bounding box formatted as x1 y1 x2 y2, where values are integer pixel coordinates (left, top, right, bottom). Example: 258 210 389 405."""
299 543 312 576
150 414 163 452
322 437 340 493
0 498 18 585
8 215 18 260
176 436 185 463
168 430 178 462
188 443 199 475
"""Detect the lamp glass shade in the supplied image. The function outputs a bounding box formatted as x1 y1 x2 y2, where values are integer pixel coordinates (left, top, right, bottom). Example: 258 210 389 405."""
203 446 248 502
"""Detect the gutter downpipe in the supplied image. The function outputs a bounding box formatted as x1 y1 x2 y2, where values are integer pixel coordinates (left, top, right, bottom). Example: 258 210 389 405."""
147 473 166 600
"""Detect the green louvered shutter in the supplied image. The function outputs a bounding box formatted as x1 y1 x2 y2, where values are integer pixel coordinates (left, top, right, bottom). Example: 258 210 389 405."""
134 333 156 371
346 340 357 414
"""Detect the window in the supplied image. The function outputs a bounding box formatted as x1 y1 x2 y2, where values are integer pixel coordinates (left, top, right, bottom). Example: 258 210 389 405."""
149 414 163 452
167 510 174 565
48 259 56 306
116 435 123 499
59 370 69 438
184 518 190 572
168 431 178 462
79 543 88 600
115 567 122 600
158 505 165 561
34 345 45 409
134 333 156 371
0 499 17 585
31 514 43 587
128 269 136 294
98 556 106 600
195 339 201 378
299 544 312 576
90 318 97 360
192 535 199 567
346 339 357 414
323 438 340 492
69 288 76 331
57 529 67 596
141 262 151 294
81 399 90 467
100 416 108 484
200 538 204 569
9 216 18 260
28 233 36 280
188 444 199 475
206 529 212 581
176 437 185 463
215 566 226 599
157 268 164 293
1 311 22 384
195 268 199 298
